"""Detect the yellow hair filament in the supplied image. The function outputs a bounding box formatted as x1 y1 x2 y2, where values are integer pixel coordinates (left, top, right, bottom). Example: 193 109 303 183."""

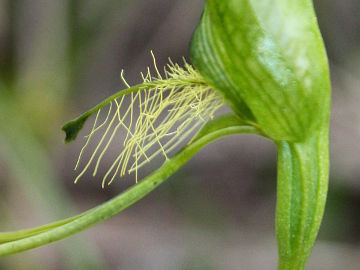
74 53 224 188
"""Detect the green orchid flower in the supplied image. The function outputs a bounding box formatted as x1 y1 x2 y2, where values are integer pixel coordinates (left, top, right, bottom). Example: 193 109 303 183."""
190 1 331 268
0 1 330 269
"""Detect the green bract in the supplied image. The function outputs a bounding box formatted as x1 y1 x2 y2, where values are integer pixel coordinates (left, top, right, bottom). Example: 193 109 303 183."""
190 0 331 269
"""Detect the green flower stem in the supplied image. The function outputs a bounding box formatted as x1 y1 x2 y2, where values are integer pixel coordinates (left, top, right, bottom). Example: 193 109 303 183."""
0 215 83 244
276 123 329 270
0 115 260 256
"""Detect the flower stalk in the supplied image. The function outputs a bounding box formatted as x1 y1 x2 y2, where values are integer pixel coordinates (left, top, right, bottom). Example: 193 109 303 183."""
276 123 329 269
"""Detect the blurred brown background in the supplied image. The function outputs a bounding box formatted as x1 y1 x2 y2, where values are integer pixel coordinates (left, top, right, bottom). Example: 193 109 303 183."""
0 0 359 269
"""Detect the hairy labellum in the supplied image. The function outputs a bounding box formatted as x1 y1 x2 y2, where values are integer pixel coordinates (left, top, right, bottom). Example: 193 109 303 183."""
68 53 224 187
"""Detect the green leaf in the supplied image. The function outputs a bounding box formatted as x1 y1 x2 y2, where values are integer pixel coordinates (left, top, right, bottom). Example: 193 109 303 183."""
190 0 331 141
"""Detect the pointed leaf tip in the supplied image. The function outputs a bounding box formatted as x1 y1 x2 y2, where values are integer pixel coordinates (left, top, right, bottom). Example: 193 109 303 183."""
62 115 89 143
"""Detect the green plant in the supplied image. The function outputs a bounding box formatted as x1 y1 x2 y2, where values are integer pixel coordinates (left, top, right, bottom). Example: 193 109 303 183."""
0 1 330 269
